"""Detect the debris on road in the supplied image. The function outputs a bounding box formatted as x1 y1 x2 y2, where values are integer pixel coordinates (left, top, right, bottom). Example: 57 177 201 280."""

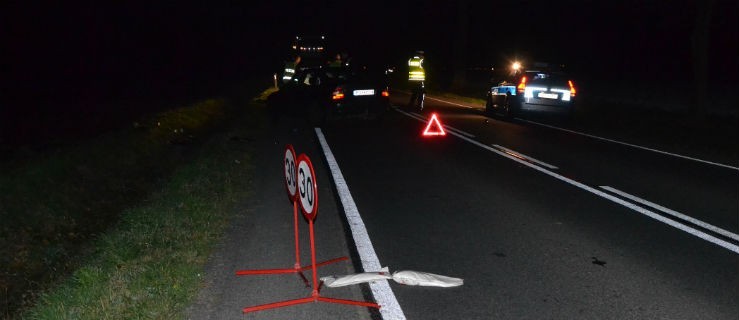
321 267 463 288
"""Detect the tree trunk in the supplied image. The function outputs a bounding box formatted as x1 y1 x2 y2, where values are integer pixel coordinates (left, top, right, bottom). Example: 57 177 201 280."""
691 0 715 118
451 0 469 91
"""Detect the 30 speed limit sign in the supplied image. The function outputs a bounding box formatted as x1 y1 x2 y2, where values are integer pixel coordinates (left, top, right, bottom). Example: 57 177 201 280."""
296 154 318 221
283 145 298 202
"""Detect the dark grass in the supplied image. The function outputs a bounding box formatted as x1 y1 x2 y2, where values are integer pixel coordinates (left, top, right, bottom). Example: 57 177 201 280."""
0 79 268 319
23 96 264 318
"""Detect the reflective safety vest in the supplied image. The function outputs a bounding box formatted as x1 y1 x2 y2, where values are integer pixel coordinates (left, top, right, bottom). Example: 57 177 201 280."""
282 61 297 83
408 56 425 82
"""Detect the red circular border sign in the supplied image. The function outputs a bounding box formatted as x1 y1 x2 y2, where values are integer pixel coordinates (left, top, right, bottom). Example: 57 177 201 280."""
296 153 318 221
284 144 298 202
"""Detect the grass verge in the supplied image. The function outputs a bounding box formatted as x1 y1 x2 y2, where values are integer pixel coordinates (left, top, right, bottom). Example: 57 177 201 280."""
25 112 255 319
1 86 267 319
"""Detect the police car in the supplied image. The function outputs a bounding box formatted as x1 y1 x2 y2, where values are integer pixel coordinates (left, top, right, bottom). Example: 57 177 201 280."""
485 62 577 118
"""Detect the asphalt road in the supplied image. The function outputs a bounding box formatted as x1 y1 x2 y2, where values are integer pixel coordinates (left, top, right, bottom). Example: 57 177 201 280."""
189 92 738 319
314 92 738 319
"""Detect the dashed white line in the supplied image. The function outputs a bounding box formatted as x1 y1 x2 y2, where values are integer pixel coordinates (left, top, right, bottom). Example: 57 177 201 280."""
400 91 736 171
394 109 739 254
600 186 739 242
516 118 739 171
315 128 406 320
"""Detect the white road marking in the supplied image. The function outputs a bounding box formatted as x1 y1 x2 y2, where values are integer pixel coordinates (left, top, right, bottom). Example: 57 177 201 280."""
408 112 425 119
491 144 559 170
408 111 475 137
394 109 739 254
425 96 478 109
516 118 739 171
399 91 736 171
444 126 475 138
600 186 739 242
315 128 406 320
394 91 479 109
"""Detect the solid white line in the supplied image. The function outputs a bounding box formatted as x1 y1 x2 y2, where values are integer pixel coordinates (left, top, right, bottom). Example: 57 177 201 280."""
444 126 475 138
409 111 424 119
600 186 739 242
516 118 739 171
425 96 478 109
394 109 739 254
394 91 478 109
407 111 475 137
315 128 406 320
491 144 559 170
403 92 737 170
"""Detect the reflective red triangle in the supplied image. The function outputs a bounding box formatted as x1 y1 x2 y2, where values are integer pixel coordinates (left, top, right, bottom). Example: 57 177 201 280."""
423 113 446 136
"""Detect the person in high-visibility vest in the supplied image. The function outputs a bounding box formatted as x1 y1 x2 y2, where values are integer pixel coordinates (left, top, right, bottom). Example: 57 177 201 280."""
408 51 425 110
328 53 343 68
281 54 301 84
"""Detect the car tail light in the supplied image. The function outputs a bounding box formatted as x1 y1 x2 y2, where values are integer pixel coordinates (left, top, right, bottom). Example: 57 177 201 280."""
332 87 344 100
381 89 389 97
568 80 576 97
517 76 527 94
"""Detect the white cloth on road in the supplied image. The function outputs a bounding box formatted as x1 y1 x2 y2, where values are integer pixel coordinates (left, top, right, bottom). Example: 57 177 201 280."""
321 267 392 287
391 270 463 287
321 267 463 288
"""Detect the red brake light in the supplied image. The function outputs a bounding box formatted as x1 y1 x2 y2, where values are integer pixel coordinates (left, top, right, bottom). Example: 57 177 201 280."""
517 76 527 93
332 87 344 100
568 80 576 97
381 89 389 97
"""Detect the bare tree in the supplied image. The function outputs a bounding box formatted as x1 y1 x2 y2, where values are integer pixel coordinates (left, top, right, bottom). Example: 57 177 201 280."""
451 0 469 91
691 0 715 117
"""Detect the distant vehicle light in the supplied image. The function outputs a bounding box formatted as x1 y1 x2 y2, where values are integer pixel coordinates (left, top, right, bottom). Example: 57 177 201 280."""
381 90 389 97
568 80 576 97
332 87 345 100
512 62 521 70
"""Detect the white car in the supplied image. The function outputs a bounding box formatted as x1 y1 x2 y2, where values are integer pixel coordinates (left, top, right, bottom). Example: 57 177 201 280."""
486 63 577 118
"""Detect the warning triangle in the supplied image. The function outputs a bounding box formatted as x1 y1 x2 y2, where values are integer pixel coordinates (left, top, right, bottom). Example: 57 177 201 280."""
422 113 446 136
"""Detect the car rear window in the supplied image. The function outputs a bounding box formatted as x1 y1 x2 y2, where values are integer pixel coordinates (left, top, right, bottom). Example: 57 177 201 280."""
525 71 570 86
325 68 385 84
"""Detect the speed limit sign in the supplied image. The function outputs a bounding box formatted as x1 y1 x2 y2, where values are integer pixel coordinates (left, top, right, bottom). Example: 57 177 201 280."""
284 145 298 202
296 154 318 221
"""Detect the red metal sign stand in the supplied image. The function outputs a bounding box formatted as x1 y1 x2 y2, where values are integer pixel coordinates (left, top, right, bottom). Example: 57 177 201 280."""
235 145 347 285
240 154 380 314
234 199 347 285
243 218 380 314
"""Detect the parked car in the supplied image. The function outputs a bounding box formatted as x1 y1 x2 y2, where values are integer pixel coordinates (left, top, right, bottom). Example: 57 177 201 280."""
486 62 577 118
267 65 391 125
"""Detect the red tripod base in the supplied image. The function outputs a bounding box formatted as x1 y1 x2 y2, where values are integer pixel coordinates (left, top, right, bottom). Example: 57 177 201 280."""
241 219 379 315
235 256 348 275
243 290 380 314
235 256 348 286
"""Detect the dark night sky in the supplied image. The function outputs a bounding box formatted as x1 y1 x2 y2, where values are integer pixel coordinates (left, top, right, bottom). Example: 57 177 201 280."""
1 1 737 120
